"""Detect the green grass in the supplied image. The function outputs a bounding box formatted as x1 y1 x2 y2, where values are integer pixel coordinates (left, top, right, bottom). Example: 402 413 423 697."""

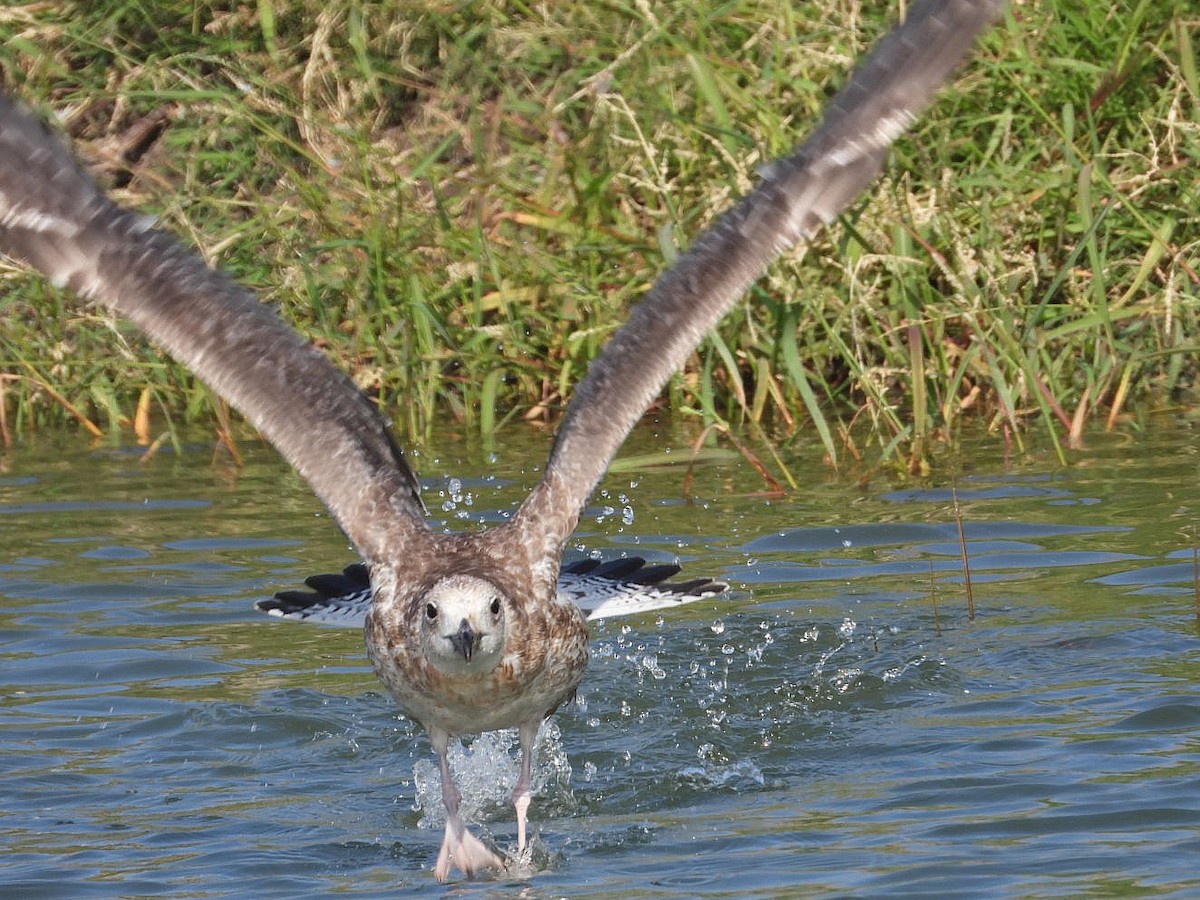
0 0 1196 475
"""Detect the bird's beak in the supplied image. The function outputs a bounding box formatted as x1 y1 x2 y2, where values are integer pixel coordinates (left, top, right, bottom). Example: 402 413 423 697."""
449 619 478 662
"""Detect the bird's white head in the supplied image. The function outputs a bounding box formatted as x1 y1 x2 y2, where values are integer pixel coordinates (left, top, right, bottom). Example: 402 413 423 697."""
418 574 509 675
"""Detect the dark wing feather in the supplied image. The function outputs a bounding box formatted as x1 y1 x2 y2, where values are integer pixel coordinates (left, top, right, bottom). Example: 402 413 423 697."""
258 556 727 626
0 95 428 562
513 0 1002 558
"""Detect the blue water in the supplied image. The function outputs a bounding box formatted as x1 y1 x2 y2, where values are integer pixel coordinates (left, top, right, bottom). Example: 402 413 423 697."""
2 426 1200 897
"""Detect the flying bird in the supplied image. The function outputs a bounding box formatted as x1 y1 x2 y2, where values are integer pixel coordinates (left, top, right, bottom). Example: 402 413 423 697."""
0 0 1000 880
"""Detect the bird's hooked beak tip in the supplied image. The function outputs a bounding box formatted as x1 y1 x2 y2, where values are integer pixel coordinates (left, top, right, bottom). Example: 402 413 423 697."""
449 618 478 662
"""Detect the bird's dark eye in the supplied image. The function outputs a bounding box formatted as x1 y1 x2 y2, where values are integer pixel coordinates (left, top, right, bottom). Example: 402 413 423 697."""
425 603 438 620
490 598 501 616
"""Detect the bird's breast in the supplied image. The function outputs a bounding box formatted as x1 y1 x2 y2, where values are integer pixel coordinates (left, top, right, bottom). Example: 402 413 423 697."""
365 601 588 736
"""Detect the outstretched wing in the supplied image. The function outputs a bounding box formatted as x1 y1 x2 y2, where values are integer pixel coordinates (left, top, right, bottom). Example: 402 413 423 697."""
0 94 428 562
558 557 727 621
258 557 727 626
259 564 376 627
513 0 1002 560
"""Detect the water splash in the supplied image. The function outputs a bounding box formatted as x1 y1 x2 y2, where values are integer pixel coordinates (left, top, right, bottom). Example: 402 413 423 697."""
410 722 572 830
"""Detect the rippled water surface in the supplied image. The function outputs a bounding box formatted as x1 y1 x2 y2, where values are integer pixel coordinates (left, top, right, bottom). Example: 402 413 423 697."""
4 425 1200 898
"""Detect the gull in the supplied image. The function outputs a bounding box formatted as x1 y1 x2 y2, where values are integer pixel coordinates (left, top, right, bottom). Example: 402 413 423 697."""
0 0 1000 880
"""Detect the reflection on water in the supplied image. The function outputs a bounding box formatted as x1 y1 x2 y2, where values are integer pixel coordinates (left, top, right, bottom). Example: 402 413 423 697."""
2 426 1200 897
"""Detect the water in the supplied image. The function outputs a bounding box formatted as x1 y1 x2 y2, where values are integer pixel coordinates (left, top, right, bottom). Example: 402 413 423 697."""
3 425 1200 897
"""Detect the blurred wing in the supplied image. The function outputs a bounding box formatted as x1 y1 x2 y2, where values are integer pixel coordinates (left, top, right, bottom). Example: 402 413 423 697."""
0 94 428 562
513 0 1002 559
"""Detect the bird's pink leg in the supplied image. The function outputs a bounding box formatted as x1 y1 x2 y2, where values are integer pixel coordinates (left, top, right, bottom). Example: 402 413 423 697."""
512 722 539 852
432 735 502 882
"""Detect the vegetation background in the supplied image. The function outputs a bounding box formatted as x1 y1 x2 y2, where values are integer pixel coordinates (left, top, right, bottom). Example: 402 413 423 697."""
0 0 1195 476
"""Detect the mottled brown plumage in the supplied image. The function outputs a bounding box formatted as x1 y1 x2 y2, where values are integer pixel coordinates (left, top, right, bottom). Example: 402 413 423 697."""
366 533 589 739
0 0 1001 881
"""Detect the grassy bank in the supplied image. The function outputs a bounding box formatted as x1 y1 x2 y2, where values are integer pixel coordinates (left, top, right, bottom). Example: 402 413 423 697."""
0 1 1196 474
